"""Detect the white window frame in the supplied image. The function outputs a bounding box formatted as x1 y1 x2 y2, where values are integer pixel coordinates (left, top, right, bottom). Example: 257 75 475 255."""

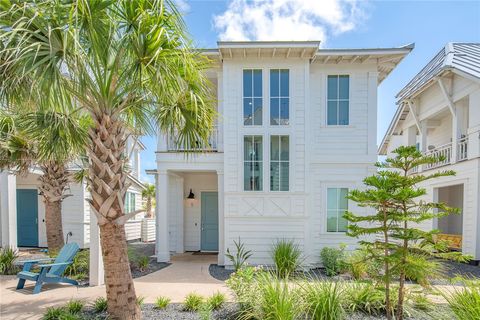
269 69 290 126
270 135 290 191
326 187 349 233
326 74 350 126
242 69 263 126
243 135 264 191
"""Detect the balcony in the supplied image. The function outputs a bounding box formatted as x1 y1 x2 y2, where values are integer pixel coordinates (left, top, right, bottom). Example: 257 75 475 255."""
166 125 219 152
421 137 468 171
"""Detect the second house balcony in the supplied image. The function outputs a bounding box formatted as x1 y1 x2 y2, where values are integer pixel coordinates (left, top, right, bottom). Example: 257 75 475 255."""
411 137 469 173
165 125 221 152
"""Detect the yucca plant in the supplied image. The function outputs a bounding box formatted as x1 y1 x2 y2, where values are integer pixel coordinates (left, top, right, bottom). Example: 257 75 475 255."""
183 293 204 311
0 247 19 275
154 296 171 310
65 300 85 314
225 237 252 271
271 239 302 278
206 292 226 310
1 1 215 318
92 297 108 313
442 278 480 320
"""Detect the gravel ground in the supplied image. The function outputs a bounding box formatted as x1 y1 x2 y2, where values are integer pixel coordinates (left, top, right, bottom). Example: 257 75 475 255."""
129 242 171 279
442 259 480 278
209 264 235 281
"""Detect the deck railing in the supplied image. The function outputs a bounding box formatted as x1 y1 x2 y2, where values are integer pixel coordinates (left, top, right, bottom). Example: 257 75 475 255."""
167 125 219 151
424 142 452 170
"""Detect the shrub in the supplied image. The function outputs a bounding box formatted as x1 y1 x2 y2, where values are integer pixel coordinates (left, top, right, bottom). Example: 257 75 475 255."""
136 296 145 307
272 239 301 278
344 247 382 280
409 293 431 311
92 297 108 313
154 296 171 310
225 266 261 311
65 300 84 314
302 281 344 320
320 246 346 276
256 273 302 320
403 254 444 287
225 237 252 271
42 306 80 320
0 247 19 275
199 303 213 320
344 282 386 315
183 293 204 311
137 256 150 272
64 249 89 280
442 279 480 320
207 292 226 310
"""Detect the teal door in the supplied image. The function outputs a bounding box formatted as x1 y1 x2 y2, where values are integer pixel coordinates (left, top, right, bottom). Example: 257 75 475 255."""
201 192 219 251
17 189 39 247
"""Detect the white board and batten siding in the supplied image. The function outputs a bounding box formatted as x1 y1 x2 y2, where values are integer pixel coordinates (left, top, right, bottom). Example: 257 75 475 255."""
221 58 379 267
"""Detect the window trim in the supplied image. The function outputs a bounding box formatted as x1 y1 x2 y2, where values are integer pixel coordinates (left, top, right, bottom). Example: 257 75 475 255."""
326 74 350 126
325 187 349 233
270 135 290 192
242 69 264 127
269 69 290 126
243 135 264 191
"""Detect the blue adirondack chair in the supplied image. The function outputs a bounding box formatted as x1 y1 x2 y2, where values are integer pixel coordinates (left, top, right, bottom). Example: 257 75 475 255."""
16 242 80 294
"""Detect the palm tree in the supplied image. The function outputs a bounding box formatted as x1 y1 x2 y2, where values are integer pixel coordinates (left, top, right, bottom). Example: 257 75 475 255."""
142 184 156 218
0 1 215 318
0 106 89 252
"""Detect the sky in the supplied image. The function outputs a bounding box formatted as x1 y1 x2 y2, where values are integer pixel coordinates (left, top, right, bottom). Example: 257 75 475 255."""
140 0 480 183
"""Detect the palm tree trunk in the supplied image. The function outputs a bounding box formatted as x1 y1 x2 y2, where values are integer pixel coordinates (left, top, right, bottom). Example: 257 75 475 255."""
38 162 70 252
145 197 152 218
86 113 140 319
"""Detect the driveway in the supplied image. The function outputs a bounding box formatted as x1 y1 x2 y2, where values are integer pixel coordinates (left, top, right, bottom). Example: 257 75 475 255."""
0 253 230 320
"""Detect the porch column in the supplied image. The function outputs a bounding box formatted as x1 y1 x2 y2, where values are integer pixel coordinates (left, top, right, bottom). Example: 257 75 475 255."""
406 125 417 147
420 120 427 153
156 170 170 262
0 171 17 249
89 208 104 286
217 170 225 266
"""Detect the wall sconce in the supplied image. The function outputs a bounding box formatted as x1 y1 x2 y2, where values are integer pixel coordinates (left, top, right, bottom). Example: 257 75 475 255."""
186 189 195 207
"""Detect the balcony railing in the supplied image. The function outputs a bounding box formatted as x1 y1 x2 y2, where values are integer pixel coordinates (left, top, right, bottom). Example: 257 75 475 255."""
167 126 219 152
457 137 468 161
424 142 452 170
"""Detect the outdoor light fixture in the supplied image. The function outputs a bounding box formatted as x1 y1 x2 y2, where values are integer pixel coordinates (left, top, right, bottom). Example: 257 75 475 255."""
187 189 195 200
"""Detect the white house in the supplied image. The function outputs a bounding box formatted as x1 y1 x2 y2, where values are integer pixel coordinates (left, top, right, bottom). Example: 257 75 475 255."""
0 138 147 249
149 41 413 267
380 43 480 262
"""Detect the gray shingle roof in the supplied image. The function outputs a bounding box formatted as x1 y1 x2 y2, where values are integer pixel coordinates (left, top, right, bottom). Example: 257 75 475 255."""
396 43 480 101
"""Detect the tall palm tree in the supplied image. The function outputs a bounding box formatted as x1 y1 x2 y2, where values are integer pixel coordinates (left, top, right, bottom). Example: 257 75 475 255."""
0 106 89 252
142 184 155 218
0 1 215 318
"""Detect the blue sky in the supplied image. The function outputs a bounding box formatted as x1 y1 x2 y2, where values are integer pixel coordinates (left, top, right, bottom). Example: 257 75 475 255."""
140 0 480 183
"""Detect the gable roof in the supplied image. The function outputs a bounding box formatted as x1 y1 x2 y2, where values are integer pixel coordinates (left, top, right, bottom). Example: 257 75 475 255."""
397 43 480 101
379 42 480 155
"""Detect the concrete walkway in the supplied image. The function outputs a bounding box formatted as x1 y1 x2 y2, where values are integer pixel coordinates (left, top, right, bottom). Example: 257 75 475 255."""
0 253 230 320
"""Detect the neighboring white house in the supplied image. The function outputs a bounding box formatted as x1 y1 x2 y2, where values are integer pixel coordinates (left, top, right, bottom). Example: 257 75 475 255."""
0 138 146 249
380 43 480 262
149 41 413 267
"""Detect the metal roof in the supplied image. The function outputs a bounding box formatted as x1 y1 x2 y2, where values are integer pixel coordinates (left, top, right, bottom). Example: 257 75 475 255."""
396 43 480 101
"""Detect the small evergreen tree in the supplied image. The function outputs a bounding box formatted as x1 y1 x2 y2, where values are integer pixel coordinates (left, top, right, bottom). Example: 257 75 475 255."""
344 146 461 320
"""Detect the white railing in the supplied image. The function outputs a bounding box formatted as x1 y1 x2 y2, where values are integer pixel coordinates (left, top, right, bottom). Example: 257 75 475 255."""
424 142 452 170
457 137 468 162
167 125 218 152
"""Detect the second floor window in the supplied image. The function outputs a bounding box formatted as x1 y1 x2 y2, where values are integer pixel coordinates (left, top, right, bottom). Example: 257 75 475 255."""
270 135 289 191
244 136 263 191
270 69 289 125
243 69 263 125
327 75 349 125
125 191 136 214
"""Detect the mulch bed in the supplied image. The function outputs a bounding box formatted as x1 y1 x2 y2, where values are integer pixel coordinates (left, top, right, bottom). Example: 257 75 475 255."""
209 264 235 281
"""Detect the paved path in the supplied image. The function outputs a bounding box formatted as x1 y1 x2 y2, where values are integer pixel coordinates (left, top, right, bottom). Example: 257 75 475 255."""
0 253 230 320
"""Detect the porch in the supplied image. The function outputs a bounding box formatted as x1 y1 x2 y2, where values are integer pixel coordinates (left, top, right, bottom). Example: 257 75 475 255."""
434 184 464 252
150 169 225 266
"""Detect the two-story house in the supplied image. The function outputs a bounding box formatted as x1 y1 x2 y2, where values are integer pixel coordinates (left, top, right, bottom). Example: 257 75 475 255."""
0 138 146 249
149 41 413 267
380 43 480 262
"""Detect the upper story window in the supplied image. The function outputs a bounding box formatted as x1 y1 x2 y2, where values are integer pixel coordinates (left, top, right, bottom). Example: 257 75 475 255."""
270 135 289 191
327 188 348 232
327 75 349 125
270 69 289 125
243 69 263 125
244 136 263 191
124 191 136 214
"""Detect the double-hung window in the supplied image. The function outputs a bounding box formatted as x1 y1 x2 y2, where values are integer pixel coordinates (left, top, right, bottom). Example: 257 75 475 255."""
243 69 263 125
327 75 349 125
327 188 348 232
270 69 289 125
244 136 263 191
270 136 289 191
124 191 136 214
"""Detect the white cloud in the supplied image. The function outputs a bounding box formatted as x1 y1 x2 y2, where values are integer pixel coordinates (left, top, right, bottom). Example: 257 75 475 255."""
213 0 368 44
175 0 191 13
